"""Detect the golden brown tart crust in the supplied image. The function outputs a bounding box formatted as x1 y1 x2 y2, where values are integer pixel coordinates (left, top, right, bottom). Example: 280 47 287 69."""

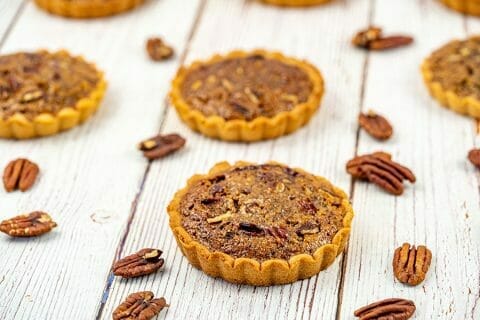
422 36 480 118
170 50 324 142
0 50 106 139
34 0 145 18
440 0 480 16
260 0 333 6
168 161 353 286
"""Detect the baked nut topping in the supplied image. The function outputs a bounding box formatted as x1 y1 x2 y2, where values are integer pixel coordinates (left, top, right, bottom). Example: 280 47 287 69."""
180 55 313 121
0 211 57 237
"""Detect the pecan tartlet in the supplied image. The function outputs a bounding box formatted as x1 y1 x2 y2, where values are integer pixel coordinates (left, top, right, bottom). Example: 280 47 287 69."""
170 50 324 141
167 161 353 286
259 0 333 6
34 0 145 18
0 50 106 139
422 36 480 118
440 0 480 16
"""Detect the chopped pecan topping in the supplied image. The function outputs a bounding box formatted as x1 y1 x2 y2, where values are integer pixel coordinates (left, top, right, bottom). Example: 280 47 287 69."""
352 26 413 51
468 148 480 168
3 158 39 192
0 211 57 237
393 243 432 286
265 226 288 243
113 248 164 279
354 298 415 320
346 152 416 195
207 212 232 224
146 37 174 61
20 89 43 103
238 222 264 235
296 222 320 236
138 133 186 160
113 291 168 320
358 111 393 140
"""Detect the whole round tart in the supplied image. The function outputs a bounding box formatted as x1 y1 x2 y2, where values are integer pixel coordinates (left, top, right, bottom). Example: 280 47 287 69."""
422 36 480 118
34 0 145 18
167 161 353 286
170 50 324 142
439 0 480 16
0 50 106 139
260 0 333 6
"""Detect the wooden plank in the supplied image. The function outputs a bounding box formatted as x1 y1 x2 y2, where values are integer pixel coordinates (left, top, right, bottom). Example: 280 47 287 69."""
338 0 480 319
98 0 371 319
0 1 202 319
0 1 25 45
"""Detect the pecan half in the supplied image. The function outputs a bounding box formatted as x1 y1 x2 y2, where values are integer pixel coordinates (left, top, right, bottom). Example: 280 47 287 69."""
138 133 186 160
113 291 168 320
3 158 39 192
354 298 415 320
146 37 174 61
346 152 416 195
0 211 57 237
238 222 264 235
265 226 288 243
352 26 413 51
393 243 432 286
468 148 480 168
296 222 320 236
359 111 393 140
113 248 164 278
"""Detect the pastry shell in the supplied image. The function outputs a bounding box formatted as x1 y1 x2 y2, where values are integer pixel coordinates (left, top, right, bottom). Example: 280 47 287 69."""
34 0 145 18
421 58 480 119
260 0 333 6
167 161 354 286
169 50 324 142
439 0 480 16
0 51 107 139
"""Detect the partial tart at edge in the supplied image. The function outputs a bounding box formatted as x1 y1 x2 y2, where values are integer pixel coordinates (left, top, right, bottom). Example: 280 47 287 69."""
167 161 353 286
169 50 324 142
260 0 334 6
0 50 107 139
439 0 480 16
34 0 145 18
421 36 480 119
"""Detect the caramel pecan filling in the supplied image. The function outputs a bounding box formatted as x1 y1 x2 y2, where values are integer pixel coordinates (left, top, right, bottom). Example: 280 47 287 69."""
427 37 480 98
179 164 348 261
0 51 100 120
180 55 313 121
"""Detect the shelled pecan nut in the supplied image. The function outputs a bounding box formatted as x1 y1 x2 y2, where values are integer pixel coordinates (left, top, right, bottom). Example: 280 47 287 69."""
393 243 432 286
265 226 288 243
146 37 174 61
468 148 480 168
113 248 164 278
113 291 168 320
3 158 39 192
359 111 393 140
138 133 186 160
352 26 413 51
0 211 57 237
354 298 416 320
346 152 415 195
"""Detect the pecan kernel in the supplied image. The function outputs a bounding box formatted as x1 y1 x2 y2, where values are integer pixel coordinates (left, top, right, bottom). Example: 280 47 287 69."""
393 243 432 286
3 158 39 192
138 133 186 160
468 148 480 168
113 248 164 279
238 222 264 235
352 26 413 51
358 111 393 140
113 291 168 320
354 298 416 320
146 37 174 61
207 212 232 224
0 211 57 237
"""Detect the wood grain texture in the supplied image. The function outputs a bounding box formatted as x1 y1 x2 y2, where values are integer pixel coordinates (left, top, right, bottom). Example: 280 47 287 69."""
99 0 370 319
339 0 480 319
0 1 202 319
0 1 25 46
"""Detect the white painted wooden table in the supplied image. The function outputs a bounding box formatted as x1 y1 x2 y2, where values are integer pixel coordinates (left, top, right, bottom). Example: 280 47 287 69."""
0 0 479 319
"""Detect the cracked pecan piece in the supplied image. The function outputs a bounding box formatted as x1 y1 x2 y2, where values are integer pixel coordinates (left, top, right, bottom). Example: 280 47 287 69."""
113 291 168 320
3 158 39 192
354 298 416 320
468 149 480 169
346 152 416 195
138 133 186 160
0 211 57 237
358 111 393 140
352 26 413 51
113 248 164 279
146 37 174 61
393 243 432 286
